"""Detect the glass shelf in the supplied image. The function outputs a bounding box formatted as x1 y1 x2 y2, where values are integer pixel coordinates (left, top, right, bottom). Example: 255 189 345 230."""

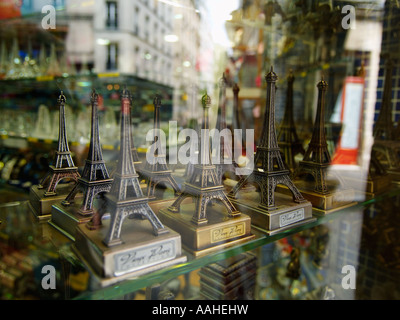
2 183 398 300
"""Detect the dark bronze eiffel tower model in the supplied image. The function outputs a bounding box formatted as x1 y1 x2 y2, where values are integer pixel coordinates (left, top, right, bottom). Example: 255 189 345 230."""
291 77 356 213
158 93 254 255
60 90 113 214
371 56 400 180
277 70 305 172
103 88 168 247
29 92 81 219
214 73 241 184
374 57 394 141
38 92 81 196
229 67 307 210
50 90 113 240
228 67 313 234
142 94 181 199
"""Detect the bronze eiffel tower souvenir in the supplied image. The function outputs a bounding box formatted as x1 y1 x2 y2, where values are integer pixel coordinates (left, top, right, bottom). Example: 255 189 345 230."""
142 95 181 201
214 73 242 186
73 88 186 286
158 93 254 256
281 77 356 214
29 91 81 220
49 90 113 240
228 67 314 234
277 70 305 172
343 149 391 199
371 56 400 182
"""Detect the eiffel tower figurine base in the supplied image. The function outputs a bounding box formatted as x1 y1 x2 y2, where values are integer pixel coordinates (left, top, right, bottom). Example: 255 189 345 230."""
29 183 82 220
276 181 357 216
49 203 95 241
230 191 314 235
72 217 186 288
342 174 392 200
158 202 254 257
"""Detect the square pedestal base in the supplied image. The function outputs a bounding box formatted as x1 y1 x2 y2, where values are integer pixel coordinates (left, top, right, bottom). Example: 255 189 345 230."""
276 181 357 215
29 183 81 221
231 192 315 235
343 174 391 200
49 203 93 241
158 203 254 256
73 218 186 287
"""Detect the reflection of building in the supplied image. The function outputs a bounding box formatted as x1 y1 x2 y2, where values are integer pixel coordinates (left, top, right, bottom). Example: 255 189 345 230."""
93 0 174 88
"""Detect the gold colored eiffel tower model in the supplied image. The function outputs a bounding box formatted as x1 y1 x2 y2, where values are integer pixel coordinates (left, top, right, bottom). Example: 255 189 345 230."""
158 93 254 256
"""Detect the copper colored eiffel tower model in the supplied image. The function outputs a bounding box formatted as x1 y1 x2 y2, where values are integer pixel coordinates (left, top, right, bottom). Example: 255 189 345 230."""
277 70 305 172
228 67 314 234
142 94 181 199
73 88 186 284
29 92 80 220
49 90 113 240
158 93 254 256
214 73 241 185
287 77 356 214
371 56 400 182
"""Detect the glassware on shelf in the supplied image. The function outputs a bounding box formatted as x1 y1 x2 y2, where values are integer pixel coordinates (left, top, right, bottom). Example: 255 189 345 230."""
32 105 53 140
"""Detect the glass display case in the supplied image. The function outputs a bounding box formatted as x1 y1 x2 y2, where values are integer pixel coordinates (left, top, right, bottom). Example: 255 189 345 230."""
1 0 400 301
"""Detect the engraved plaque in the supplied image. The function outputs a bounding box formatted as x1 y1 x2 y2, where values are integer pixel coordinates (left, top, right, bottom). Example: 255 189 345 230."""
114 240 176 276
279 208 304 228
211 223 245 243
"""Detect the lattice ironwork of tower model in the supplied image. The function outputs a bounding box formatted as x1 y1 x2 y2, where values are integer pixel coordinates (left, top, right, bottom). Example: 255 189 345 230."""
49 90 114 241
141 94 181 199
29 91 81 219
73 88 186 282
228 67 314 235
289 77 356 213
277 70 305 172
158 93 254 255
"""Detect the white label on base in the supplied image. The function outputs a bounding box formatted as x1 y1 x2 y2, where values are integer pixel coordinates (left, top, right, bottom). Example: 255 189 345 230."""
114 240 176 276
279 208 305 227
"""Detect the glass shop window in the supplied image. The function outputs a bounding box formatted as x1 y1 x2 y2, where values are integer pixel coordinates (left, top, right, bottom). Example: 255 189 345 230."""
106 1 118 29
106 43 118 71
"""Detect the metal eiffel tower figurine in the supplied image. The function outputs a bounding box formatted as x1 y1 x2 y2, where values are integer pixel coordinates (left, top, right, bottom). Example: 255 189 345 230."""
371 56 400 181
228 67 314 235
277 70 305 172
158 93 254 256
374 57 394 141
73 87 186 284
29 91 80 220
214 73 241 185
142 94 181 199
288 77 356 214
50 90 113 240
